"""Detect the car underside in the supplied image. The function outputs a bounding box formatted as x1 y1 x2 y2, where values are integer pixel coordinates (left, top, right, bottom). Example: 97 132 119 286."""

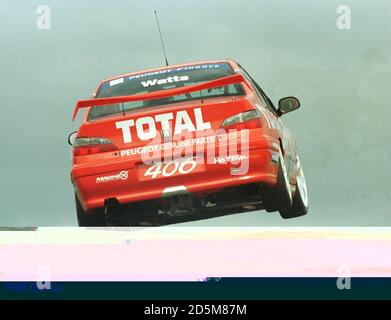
77 183 266 226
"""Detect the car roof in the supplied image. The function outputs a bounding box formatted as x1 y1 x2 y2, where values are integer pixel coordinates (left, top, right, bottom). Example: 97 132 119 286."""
100 59 239 84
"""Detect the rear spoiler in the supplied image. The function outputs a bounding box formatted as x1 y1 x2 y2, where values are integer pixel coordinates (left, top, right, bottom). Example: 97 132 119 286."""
72 74 246 120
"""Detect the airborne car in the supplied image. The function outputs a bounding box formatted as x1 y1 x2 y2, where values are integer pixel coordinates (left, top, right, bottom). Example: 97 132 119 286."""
69 60 308 226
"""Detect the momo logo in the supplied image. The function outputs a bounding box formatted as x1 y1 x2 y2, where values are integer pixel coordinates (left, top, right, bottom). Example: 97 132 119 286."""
96 171 129 184
115 108 211 144
141 75 189 88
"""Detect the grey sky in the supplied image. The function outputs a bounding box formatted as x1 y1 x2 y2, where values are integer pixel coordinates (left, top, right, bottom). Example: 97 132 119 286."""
0 0 390 226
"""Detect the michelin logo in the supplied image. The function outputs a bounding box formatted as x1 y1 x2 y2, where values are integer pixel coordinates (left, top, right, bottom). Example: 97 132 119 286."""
141 75 189 88
96 171 129 184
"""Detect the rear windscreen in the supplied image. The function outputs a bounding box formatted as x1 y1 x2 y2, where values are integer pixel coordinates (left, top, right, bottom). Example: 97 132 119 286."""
89 63 244 120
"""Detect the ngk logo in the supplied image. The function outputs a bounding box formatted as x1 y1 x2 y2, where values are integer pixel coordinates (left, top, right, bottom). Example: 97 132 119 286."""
115 108 211 144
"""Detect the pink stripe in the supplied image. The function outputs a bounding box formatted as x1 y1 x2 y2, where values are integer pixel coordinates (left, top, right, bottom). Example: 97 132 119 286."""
1 239 390 281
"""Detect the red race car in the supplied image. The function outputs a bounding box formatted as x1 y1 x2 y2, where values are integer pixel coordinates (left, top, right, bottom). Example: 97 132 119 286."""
69 60 308 226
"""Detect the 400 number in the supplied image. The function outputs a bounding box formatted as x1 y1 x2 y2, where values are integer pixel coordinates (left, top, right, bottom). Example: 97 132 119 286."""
144 158 197 179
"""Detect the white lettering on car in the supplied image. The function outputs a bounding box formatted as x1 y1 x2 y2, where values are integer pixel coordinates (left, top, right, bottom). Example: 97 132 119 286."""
174 111 196 135
141 75 189 88
115 108 211 144
214 155 248 164
116 120 134 144
155 113 173 132
119 136 216 157
136 116 156 141
144 158 197 179
96 171 129 184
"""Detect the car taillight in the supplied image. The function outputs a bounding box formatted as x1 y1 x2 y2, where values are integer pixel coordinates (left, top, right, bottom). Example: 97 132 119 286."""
221 110 262 130
73 137 118 156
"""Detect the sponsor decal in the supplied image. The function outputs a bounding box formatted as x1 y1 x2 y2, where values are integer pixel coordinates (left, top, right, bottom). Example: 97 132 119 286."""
141 75 189 88
144 158 198 180
116 127 251 176
119 136 216 157
96 171 129 184
128 64 223 81
109 78 124 87
214 155 249 164
115 108 211 144
98 64 231 94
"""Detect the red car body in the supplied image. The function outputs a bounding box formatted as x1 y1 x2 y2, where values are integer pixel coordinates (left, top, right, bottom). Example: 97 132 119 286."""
70 59 308 225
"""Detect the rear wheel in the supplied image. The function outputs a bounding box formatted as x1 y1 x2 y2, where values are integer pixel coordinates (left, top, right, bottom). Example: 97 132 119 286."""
75 194 106 227
279 156 308 219
261 149 293 212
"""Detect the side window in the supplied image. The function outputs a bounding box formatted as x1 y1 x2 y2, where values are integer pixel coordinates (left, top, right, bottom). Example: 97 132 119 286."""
238 69 268 106
238 65 279 116
252 80 279 117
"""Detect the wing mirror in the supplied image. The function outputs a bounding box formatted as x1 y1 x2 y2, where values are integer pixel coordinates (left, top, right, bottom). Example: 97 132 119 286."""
278 97 301 115
68 131 78 146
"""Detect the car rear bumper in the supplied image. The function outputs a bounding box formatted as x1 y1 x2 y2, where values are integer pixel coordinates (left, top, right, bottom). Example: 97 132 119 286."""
72 140 280 212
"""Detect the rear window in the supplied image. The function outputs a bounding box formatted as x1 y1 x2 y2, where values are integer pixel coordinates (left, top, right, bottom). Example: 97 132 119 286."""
89 63 244 120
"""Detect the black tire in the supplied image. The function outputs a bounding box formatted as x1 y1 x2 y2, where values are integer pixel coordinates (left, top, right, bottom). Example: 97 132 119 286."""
75 194 106 227
279 156 309 219
261 150 293 212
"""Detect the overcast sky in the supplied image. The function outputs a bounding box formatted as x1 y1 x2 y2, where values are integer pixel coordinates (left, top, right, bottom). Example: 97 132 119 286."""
0 0 390 226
